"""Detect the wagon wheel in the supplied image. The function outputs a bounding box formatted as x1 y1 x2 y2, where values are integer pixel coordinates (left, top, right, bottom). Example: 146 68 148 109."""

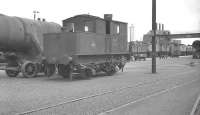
58 64 73 79
44 64 56 77
21 61 38 78
105 64 116 76
5 70 19 77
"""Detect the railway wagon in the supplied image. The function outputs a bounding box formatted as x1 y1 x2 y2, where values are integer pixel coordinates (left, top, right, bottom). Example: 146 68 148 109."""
0 14 61 77
43 14 130 79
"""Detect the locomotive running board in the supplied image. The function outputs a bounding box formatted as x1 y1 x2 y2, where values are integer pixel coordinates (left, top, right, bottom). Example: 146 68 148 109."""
0 64 18 71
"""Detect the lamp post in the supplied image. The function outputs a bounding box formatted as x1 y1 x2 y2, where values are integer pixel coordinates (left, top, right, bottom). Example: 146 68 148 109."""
33 10 39 20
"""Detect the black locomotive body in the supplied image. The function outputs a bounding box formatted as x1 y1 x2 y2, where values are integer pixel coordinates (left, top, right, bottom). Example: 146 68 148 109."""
43 14 130 79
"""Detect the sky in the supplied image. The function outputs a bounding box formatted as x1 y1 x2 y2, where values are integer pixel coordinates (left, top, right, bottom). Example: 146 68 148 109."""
0 0 199 45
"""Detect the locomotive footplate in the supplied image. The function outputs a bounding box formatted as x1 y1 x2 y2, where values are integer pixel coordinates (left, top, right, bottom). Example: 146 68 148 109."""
0 63 19 71
0 63 8 70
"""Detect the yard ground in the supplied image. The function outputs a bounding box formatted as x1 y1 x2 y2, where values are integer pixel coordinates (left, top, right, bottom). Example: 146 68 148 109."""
0 56 200 115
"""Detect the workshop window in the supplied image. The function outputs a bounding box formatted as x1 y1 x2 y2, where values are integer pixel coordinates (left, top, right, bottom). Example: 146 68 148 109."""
67 23 75 32
85 26 89 32
117 25 120 34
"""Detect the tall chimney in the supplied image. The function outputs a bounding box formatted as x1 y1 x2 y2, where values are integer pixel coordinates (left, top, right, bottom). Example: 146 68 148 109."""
159 23 161 30
162 24 164 30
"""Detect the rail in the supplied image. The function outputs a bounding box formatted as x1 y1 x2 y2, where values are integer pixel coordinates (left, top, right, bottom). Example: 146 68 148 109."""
17 69 197 115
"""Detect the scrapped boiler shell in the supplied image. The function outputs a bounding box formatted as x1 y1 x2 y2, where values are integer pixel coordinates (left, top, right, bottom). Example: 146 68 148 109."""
0 14 25 49
0 14 61 57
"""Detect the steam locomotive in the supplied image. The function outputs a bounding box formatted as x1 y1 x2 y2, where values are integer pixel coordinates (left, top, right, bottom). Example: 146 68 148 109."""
0 14 129 79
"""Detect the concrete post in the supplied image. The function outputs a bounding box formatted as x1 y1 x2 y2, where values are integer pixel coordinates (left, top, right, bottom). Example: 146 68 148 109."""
152 0 157 73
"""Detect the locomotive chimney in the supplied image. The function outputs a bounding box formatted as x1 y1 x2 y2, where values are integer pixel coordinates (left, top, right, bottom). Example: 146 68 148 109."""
104 14 113 20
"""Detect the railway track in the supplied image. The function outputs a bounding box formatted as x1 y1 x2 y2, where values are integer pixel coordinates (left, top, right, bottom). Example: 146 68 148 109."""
17 79 160 115
17 69 197 115
99 78 200 115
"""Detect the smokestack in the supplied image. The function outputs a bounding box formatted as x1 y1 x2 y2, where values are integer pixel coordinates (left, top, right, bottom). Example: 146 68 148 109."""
162 24 164 30
159 24 162 30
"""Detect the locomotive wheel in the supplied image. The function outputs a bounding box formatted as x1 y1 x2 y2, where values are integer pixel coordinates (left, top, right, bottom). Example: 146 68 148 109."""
58 64 73 79
80 68 93 79
85 68 94 78
44 64 56 77
105 64 116 76
5 70 19 77
21 61 38 78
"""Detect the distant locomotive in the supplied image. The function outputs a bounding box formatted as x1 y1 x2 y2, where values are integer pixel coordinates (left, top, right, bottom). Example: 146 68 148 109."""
0 14 61 77
43 14 130 79
0 14 129 79
192 40 200 59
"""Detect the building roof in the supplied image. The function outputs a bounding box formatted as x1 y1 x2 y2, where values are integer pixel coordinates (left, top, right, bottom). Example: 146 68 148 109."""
63 14 127 24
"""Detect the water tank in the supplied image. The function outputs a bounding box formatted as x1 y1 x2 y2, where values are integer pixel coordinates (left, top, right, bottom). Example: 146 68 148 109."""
0 14 61 57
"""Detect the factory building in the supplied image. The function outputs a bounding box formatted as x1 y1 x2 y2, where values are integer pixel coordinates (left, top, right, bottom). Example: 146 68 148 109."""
143 24 171 55
128 24 192 57
142 28 194 57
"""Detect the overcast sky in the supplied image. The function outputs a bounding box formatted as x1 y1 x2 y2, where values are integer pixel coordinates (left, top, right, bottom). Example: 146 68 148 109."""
0 0 199 45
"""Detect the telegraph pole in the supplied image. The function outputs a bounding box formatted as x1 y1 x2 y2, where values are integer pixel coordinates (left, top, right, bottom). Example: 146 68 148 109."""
152 0 157 73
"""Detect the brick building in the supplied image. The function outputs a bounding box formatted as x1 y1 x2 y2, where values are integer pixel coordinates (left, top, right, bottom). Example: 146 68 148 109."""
142 28 171 57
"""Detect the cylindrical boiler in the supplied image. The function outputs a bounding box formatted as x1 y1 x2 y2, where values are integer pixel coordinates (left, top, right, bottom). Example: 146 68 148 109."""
0 14 61 57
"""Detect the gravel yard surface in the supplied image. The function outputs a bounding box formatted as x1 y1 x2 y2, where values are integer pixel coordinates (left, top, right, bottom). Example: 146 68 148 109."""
0 56 200 115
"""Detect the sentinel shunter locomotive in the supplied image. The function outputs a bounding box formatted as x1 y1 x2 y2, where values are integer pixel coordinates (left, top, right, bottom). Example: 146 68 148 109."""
0 14 129 79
